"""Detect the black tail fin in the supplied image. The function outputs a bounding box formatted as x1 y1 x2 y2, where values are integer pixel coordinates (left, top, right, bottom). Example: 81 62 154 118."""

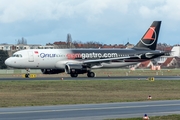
133 21 161 50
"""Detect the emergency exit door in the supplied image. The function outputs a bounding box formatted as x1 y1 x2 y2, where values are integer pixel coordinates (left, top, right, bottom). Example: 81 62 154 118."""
28 51 34 62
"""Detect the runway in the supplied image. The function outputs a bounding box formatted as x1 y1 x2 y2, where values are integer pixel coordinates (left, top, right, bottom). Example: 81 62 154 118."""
0 76 180 81
0 100 180 120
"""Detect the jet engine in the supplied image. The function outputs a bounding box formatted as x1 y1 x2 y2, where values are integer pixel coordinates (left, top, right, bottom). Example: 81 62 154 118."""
65 64 88 74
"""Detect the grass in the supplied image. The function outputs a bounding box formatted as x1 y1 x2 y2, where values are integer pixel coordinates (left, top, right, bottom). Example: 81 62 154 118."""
0 80 180 107
107 114 180 120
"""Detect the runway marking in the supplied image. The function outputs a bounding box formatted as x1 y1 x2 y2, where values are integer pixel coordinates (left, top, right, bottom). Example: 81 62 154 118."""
1 103 180 115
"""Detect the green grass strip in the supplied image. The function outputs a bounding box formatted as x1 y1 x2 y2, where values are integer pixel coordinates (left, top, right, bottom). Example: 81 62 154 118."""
0 80 180 107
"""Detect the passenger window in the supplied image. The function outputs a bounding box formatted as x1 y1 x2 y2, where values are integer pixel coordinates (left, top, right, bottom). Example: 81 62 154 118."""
12 54 22 57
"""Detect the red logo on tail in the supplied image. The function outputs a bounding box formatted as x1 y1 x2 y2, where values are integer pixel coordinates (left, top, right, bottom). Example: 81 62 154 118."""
143 27 155 40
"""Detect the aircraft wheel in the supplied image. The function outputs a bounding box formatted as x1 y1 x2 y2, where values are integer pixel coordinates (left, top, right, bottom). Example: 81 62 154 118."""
87 72 95 77
70 73 78 77
25 73 29 78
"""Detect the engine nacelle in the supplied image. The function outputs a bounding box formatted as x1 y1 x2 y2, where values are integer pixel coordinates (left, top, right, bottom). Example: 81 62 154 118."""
41 69 65 74
65 64 88 74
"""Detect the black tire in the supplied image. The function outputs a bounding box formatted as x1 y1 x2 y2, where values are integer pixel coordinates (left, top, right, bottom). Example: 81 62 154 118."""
87 72 95 77
70 74 78 77
25 73 29 78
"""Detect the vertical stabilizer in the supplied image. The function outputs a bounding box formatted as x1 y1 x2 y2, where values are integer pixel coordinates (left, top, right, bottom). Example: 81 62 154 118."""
134 21 161 50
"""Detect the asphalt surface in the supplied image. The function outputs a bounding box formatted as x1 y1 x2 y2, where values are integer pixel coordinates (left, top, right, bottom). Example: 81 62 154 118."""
0 100 180 120
0 76 180 81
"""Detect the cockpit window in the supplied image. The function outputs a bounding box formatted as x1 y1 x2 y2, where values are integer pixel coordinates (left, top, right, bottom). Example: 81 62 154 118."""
12 54 23 57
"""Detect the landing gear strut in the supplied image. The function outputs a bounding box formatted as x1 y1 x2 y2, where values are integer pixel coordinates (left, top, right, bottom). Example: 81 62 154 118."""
25 69 30 78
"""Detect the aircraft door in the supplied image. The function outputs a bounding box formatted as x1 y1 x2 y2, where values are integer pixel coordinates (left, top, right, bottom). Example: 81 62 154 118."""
28 51 34 62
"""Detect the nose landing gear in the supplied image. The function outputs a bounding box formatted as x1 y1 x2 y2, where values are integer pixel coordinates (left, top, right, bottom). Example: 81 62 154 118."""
25 69 30 78
24 69 37 78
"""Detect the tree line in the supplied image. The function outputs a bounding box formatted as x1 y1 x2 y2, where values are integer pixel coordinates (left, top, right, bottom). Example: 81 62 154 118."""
0 50 9 69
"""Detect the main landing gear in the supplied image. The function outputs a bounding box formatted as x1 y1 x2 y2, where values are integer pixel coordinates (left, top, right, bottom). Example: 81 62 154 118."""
70 73 78 77
87 71 95 77
70 71 96 78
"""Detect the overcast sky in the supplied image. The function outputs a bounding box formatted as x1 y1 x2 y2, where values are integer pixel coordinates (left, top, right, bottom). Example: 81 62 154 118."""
0 0 180 45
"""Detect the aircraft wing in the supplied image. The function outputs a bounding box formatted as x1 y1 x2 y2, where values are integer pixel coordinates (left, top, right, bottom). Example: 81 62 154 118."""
81 52 166 66
82 56 139 65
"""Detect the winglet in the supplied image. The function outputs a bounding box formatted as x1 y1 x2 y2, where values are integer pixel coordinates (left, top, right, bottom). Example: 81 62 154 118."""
133 21 161 50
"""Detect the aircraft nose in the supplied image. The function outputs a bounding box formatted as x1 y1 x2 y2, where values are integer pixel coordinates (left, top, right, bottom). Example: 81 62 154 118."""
5 58 11 67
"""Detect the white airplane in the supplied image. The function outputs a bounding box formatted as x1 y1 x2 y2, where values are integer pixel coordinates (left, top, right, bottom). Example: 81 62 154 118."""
5 21 165 78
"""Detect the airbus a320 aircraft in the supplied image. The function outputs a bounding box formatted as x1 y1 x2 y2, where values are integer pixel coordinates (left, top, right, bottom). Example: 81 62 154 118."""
5 21 165 78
